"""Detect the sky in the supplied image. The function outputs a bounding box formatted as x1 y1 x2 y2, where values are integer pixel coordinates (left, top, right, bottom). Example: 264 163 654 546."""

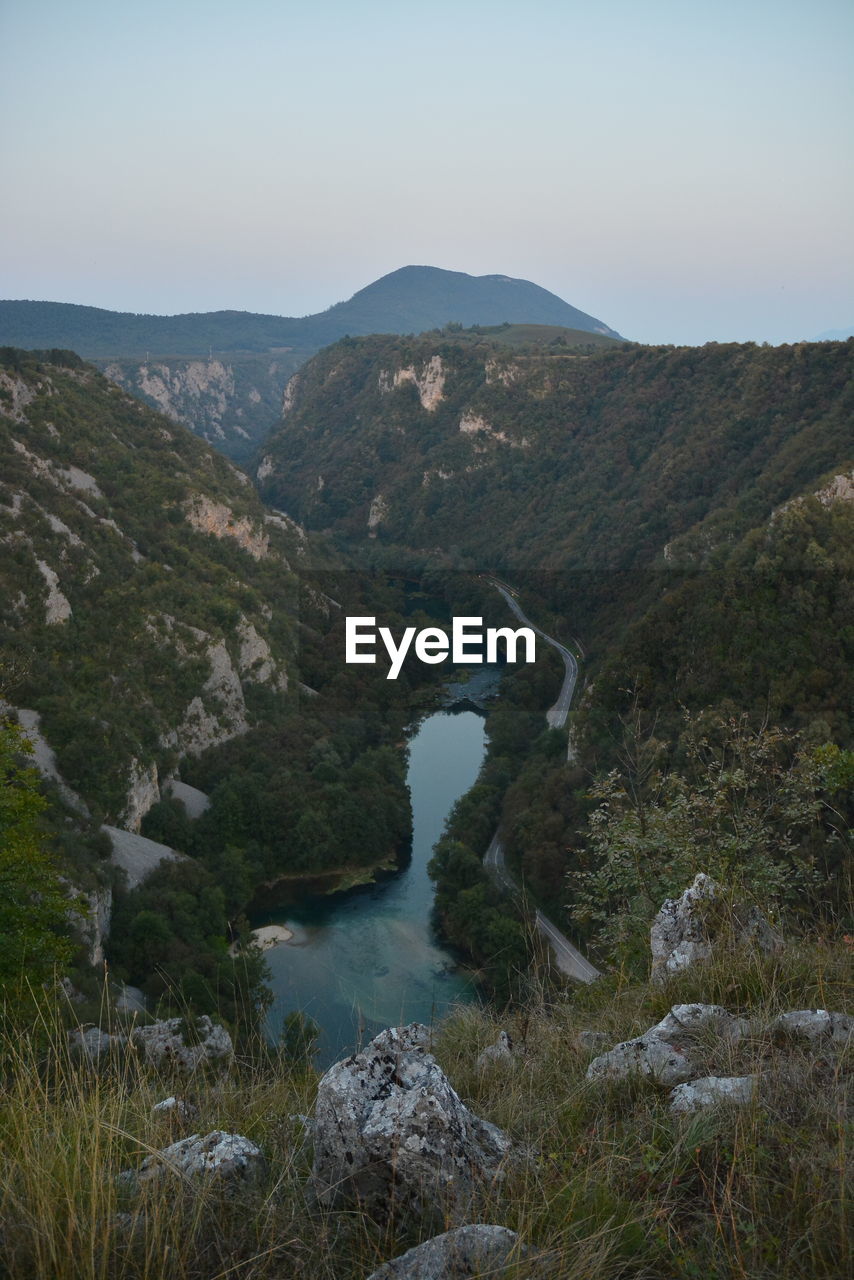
2 0 852 345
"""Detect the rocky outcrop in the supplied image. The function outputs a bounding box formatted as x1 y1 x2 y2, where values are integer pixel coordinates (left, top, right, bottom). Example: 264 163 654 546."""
120 757 160 833
476 1030 514 1070
14 707 90 815
163 779 210 819
368 494 388 533
104 827 185 891
365 1225 525 1280
236 616 287 690
458 410 521 446
81 886 113 966
168 639 249 757
0 370 36 421
771 1009 853 1047
36 559 72 623
281 372 300 415
814 470 854 506
153 1096 200 1123
380 356 446 411
575 1030 609 1054
68 1027 125 1060
132 1016 233 1071
650 873 781 983
669 1075 757 1114
311 1024 512 1217
586 1003 748 1086
131 1131 263 1186
183 494 270 560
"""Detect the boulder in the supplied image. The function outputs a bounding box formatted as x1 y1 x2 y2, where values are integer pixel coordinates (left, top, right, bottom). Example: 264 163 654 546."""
771 1009 853 1048
476 1030 514 1070
586 1034 694 1087
669 1075 757 1114
132 1131 263 1186
312 1024 512 1217
68 1027 125 1059
153 1096 200 1123
650 873 781 984
586 1003 746 1087
651 1003 749 1043
132 1016 233 1071
364 1225 524 1279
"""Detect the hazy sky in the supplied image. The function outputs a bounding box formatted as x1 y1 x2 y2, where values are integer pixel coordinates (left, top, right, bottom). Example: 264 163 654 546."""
2 0 852 344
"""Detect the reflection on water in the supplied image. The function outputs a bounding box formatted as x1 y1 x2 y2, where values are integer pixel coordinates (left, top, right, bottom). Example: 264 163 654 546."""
255 709 487 1065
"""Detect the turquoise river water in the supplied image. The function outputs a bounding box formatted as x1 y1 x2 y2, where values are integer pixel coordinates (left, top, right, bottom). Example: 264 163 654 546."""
256 706 488 1065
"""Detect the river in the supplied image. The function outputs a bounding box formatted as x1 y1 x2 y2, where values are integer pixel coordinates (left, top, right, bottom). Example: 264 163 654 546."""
256 704 489 1065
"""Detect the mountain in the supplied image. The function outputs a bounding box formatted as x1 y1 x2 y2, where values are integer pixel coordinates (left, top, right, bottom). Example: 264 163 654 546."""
0 346 421 1012
815 327 854 341
0 268 621 460
301 265 621 343
256 332 854 581
0 268 619 358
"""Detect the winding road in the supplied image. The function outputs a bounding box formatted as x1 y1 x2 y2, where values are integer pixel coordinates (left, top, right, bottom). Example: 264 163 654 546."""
483 580 600 983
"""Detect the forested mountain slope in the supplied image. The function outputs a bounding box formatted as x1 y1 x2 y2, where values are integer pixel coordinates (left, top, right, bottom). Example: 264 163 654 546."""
0 348 424 1012
257 335 853 579
0 269 620 459
0 348 304 822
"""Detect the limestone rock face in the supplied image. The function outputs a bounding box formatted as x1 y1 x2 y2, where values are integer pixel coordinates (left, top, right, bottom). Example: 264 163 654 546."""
312 1024 512 1216
132 1016 233 1071
120 757 160 833
650 873 781 983
364 1224 523 1279
669 1075 757 1114
134 1131 263 1185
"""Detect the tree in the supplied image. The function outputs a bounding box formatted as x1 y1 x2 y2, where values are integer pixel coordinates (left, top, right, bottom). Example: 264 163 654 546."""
568 713 826 971
0 720 72 1007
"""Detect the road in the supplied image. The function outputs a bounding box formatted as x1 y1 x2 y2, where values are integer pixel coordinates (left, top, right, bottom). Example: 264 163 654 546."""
483 580 601 983
490 581 578 729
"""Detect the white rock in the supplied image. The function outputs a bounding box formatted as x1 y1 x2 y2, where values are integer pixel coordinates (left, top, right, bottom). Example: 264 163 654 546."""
312 1024 512 1215
134 1131 262 1185
669 1075 757 1114
586 1003 747 1087
116 983 146 1014
163 778 210 819
364 1225 524 1279
132 1016 233 1071
476 1030 514 1070
586 1034 694 1087
152 1096 199 1122
650 873 781 984
68 1027 125 1059
36 559 72 624
772 1009 853 1047
120 757 160 833
651 1003 749 1043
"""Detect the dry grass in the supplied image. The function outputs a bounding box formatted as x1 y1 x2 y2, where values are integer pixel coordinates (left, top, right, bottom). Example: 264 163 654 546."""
0 940 849 1279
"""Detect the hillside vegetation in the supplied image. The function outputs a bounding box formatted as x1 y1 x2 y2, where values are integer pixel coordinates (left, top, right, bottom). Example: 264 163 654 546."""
0 269 620 459
257 333 853 976
0 350 430 1018
258 334 852 577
